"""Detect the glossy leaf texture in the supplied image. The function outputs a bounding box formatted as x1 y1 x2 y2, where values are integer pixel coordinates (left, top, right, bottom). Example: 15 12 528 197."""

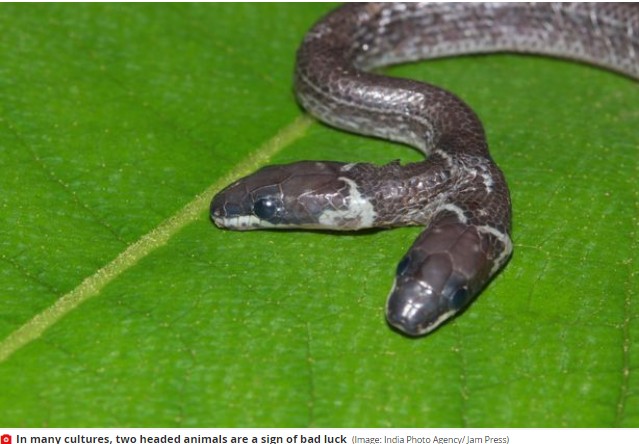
1 4 637 427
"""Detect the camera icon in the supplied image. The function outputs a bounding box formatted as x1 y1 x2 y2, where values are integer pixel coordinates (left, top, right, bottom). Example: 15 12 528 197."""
1 435 12 444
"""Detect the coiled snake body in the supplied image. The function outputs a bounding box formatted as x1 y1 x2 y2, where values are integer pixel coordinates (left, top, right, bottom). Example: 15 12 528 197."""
210 3 638 336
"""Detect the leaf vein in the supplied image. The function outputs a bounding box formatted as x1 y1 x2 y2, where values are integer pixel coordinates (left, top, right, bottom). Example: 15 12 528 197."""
0 115 313 364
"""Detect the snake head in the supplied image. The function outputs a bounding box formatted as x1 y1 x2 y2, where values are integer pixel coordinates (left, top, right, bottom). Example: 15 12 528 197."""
211 161 374 230
386 219 507 336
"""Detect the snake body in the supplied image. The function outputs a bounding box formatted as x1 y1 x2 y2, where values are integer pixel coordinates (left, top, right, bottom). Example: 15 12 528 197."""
210 3 638 336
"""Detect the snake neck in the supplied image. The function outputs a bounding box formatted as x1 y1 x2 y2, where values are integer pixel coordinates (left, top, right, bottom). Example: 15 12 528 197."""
342 150 511 234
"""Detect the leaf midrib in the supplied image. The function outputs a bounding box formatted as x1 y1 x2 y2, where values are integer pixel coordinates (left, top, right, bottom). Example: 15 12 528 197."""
0 115 313 363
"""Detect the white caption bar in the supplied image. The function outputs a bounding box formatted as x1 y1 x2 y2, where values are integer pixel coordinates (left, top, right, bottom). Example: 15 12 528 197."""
1 429 637 444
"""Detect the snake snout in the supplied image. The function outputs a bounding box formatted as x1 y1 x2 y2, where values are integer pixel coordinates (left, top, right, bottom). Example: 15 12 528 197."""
386 279 453 337
209 184 256 229
209 193 225 219
210 193 231 224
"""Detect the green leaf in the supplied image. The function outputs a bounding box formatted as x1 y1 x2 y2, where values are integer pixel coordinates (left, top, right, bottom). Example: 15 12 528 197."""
1 3 637 427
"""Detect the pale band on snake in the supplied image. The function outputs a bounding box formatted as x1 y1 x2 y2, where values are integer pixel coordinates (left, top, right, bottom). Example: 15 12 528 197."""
210 3 638 336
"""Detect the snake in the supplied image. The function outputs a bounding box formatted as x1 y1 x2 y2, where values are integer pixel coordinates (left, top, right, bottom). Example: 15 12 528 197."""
210 3 638 336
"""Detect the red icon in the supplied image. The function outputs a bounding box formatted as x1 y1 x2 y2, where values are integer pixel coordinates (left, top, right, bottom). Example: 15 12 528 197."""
1 435 11 444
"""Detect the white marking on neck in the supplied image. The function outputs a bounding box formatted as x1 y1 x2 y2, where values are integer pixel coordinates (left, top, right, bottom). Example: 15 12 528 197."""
480 169 494 190
318 177 376 229
439 203 468 224
433 148 454 167
476 224 513 274
340 163 357 172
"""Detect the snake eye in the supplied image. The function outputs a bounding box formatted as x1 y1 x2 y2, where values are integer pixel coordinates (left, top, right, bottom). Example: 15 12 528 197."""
395 256 411 276
450 287 469 310
253 197 280 221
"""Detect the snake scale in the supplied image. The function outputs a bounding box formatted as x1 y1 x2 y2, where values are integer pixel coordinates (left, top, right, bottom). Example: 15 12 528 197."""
210 3 638 336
